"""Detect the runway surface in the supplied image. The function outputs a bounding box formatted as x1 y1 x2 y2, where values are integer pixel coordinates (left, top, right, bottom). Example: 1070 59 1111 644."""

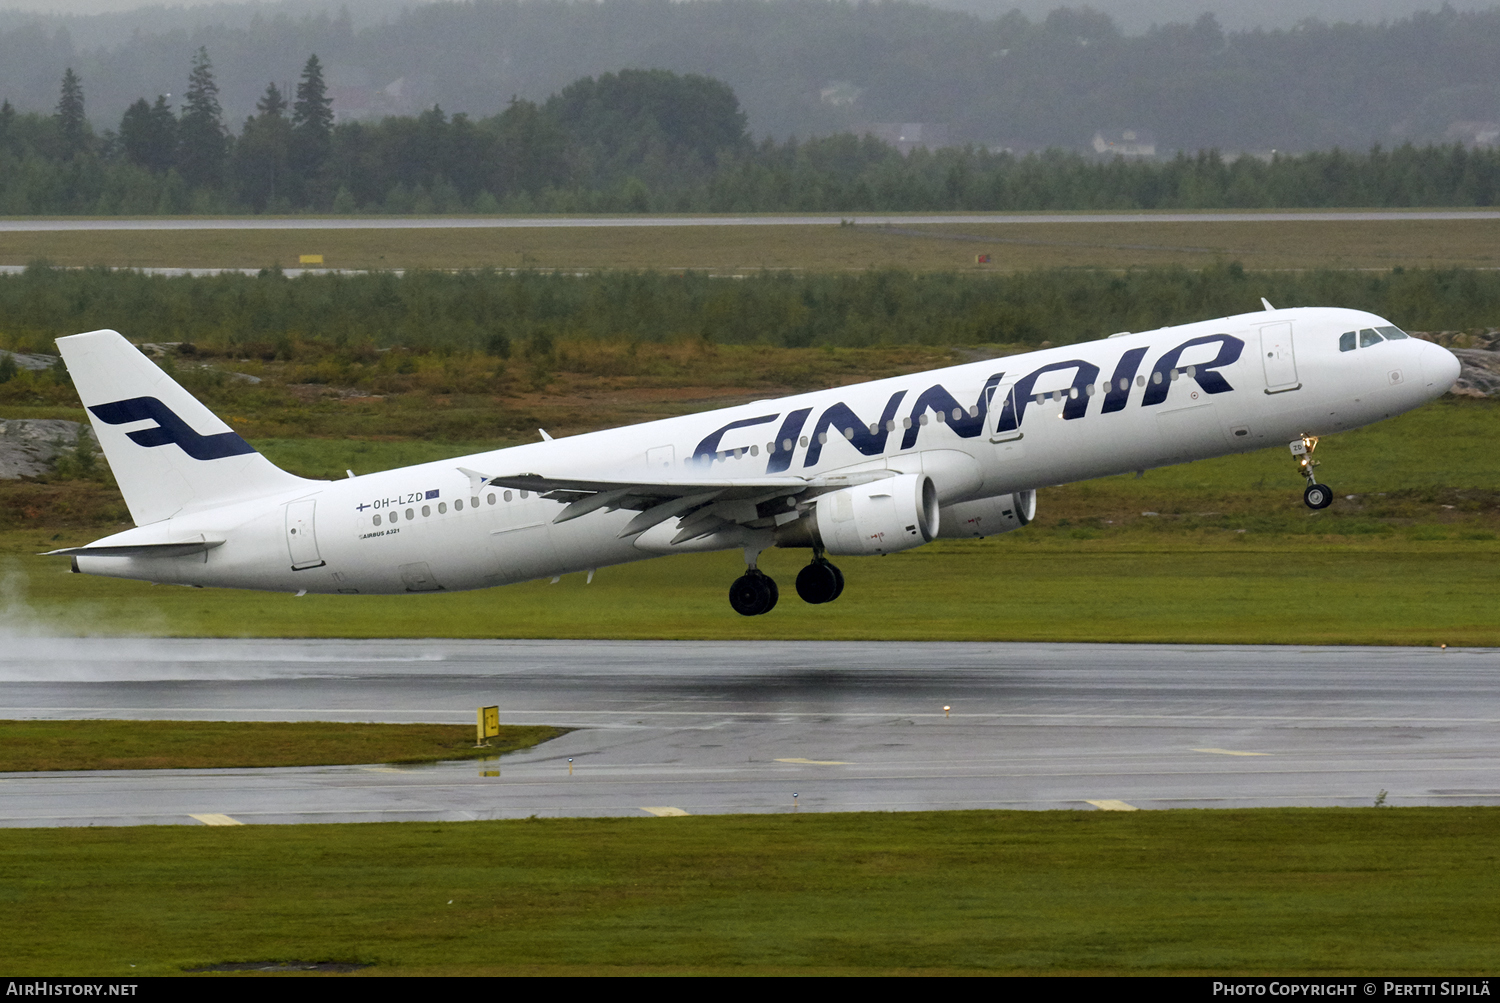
3 211 1500 231
1 639 1496 827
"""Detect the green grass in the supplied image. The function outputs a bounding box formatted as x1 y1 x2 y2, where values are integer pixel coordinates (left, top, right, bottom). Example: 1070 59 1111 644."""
6 215 1500 272
2 808 1495 975
9 533 1499 645
0 721 564 772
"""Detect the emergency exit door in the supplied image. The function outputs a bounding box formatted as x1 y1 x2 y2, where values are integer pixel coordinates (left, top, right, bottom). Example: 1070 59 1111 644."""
284 499 324 570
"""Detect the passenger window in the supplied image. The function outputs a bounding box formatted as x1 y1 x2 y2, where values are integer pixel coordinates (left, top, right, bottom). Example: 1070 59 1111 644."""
1339 331 1356 352
454 500 462 511
421 505 431 517
438 502 447 514
503 490 512 502
487 493 496 505
470 497 479 507
373 514 381 526
405 508 414 520
1359 328 1383 348
1376 325 1410 340
389 511 398 523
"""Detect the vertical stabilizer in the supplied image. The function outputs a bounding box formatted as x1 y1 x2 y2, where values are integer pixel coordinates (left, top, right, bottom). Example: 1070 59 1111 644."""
57 330 309 525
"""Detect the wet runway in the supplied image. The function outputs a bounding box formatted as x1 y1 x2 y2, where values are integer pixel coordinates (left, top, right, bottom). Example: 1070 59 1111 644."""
3 211 1500 231
1 639 1497 827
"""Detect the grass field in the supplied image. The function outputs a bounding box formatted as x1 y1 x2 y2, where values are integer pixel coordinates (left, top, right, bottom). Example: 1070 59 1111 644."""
5 215 1500 272
1 808 1494 975
0 721 563 772
6 397 1500 645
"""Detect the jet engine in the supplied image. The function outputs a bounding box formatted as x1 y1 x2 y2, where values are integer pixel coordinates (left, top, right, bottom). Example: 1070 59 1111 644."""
812 473 939 556
936 490 1036 539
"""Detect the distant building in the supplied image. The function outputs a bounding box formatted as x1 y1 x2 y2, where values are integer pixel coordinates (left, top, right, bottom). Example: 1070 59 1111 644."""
820 81 863 107
862 122 951 154
1446 121 1500 147
1092 129 1156 158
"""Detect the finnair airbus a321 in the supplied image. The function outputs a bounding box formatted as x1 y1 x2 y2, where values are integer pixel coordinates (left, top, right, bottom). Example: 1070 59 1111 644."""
49 304 1460 615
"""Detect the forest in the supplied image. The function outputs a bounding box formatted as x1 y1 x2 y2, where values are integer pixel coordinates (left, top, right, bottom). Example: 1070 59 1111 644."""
4 1 1500 152
8 57 1500 215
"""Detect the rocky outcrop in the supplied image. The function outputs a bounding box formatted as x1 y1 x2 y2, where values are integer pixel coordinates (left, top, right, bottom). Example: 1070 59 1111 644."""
1410 331 1500 398
0 349 61 372
0 419 97 479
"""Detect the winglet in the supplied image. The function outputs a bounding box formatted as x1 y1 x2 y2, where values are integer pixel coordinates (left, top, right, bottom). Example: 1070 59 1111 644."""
1261 297 1275 312
538 428 554 441
457 466 492 495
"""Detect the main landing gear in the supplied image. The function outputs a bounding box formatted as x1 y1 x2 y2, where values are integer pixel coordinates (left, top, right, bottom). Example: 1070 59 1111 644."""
794 555 844 605
729 568 779 616
1291 435 1334 510
728 549 845 616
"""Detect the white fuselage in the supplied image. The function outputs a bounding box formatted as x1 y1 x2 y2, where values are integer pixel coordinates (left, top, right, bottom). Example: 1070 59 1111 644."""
73 307 1460 595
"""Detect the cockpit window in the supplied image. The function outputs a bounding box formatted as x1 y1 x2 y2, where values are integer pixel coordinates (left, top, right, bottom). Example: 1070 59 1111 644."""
1339 331 1356 352
1376 325 1410 340
1359 328 1384 348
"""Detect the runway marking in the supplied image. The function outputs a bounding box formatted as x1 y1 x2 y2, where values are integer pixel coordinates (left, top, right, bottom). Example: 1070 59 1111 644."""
1194 748 1271 757
361 767 411 773
640 806 690 817
188 813 244 826
1085 800 1140 812
776 758 854 765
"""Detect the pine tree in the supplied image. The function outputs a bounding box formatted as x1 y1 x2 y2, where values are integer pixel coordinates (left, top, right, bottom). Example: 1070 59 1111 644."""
0 100 14 155
291 54 333 178
55 68 88 159
119 96 177 173
257 81 287 118
233 81 294 209
177 47 227 188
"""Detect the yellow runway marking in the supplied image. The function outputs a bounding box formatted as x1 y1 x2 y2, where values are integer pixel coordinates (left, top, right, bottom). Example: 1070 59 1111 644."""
1194 748 1271 756
640 806 690 817
361 767 410 773
1084 800 1140 812
189 813 244 826
775 757 853 765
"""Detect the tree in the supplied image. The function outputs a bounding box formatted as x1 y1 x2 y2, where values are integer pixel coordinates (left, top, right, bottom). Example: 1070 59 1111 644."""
0 100 14 156
291 54 333 178
119 96 177 173
55 68 88 159
233 81 294 210
177 47 227 188
257 81 287 119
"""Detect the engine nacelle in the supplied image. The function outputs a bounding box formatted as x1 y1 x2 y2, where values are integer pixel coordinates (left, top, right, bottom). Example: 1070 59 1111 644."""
814 473 939 556
936 490 1036 539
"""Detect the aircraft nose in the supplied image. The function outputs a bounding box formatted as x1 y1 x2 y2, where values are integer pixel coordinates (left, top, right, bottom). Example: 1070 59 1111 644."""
1421 340 1462 393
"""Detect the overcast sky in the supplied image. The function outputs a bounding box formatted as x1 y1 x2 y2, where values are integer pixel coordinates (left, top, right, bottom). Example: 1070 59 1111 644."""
0 0 1496 34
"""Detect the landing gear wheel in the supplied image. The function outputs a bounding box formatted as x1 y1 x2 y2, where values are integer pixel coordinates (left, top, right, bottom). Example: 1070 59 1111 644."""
1304 483 1333 510
796 562 838 604
795 559 845 604
729 571 778 616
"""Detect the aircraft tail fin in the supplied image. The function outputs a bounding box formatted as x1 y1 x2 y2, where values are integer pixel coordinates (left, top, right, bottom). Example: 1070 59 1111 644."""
57 330 309 525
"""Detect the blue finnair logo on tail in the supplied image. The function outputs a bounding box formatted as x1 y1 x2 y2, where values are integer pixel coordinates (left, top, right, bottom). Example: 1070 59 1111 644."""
89 396 257 461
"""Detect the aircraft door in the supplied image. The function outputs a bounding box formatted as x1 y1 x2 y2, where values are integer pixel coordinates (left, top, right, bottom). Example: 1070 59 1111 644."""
284 499 325 570
1260 322 1300 393
646 445 675 471
988 379 1023 444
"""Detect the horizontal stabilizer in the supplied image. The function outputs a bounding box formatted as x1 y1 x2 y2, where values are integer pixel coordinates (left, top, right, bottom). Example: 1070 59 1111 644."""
43 540 225 559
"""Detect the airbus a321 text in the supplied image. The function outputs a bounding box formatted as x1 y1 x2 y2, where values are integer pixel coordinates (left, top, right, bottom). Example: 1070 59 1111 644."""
49 304 1461 615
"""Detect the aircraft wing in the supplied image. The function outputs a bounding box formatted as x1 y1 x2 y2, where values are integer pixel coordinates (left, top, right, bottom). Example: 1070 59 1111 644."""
464 467 891 543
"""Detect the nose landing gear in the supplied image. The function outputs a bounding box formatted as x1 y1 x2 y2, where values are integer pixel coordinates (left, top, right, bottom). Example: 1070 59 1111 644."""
1291 435 1333 510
